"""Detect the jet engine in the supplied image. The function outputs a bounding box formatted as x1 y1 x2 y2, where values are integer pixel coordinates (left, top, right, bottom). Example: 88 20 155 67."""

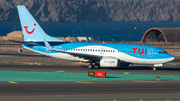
100 57 120 67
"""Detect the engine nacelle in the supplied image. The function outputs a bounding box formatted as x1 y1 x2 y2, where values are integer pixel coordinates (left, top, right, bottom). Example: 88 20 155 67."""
100 57 120 67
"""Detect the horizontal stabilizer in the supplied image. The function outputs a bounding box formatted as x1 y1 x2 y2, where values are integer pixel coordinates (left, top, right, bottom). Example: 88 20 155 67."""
7 40 40 46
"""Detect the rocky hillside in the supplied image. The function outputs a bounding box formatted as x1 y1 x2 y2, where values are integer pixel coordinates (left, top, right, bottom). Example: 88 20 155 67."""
1 0 180 22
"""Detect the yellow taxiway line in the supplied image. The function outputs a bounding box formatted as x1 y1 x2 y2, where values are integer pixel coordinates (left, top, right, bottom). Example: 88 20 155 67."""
8 81 18 84
76 81 93 84
123 72 129 74
55 71 65 72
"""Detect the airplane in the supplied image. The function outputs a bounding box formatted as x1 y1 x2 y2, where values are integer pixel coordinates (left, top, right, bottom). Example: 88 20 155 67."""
16 5 174 70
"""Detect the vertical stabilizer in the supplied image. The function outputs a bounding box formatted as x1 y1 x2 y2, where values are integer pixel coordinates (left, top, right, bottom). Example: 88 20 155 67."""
17 5 64 42
86 37 91 43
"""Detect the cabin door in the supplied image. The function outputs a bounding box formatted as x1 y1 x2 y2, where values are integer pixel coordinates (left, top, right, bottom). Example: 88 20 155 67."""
148 49 153 58
100 48 104 55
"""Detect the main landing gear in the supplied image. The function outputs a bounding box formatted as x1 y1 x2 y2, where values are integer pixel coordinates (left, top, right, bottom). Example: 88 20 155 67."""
87 63 100 69
87 63 93 69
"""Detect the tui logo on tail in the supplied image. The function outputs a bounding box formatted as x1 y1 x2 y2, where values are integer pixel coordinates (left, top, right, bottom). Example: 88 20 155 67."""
24 23 36 34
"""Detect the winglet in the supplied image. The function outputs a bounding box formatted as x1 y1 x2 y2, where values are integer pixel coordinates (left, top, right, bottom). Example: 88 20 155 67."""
43 39 53 51
86 37 91 43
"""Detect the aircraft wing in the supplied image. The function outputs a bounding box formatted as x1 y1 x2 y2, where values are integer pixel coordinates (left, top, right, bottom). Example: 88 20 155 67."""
62 51 101 61
43 39 101 61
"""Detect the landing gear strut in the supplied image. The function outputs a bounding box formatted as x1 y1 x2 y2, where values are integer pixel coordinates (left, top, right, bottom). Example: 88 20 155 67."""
94 63 100 69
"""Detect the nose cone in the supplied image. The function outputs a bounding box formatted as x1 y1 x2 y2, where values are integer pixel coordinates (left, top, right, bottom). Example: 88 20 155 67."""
167 57 175 62
166 54 175 62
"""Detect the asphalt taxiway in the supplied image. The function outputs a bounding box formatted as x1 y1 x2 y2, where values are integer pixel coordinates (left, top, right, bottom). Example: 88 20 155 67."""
1 51 180 101
1 81 180 101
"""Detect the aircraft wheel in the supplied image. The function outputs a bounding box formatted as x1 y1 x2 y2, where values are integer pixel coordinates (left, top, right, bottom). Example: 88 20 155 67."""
94 64 100 69
87 64 93 69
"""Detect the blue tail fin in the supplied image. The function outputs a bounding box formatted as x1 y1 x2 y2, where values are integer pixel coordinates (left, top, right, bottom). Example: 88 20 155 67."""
86 37 91 43
17 5 64 42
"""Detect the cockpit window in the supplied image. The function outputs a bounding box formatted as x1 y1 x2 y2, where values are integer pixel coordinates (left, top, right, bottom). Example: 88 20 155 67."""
159 51 167 54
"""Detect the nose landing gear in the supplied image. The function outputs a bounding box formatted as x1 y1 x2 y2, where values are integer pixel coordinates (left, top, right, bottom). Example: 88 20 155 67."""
153 64 163 71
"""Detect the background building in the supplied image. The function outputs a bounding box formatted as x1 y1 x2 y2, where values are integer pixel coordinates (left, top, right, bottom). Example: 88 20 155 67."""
141 28 180 43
